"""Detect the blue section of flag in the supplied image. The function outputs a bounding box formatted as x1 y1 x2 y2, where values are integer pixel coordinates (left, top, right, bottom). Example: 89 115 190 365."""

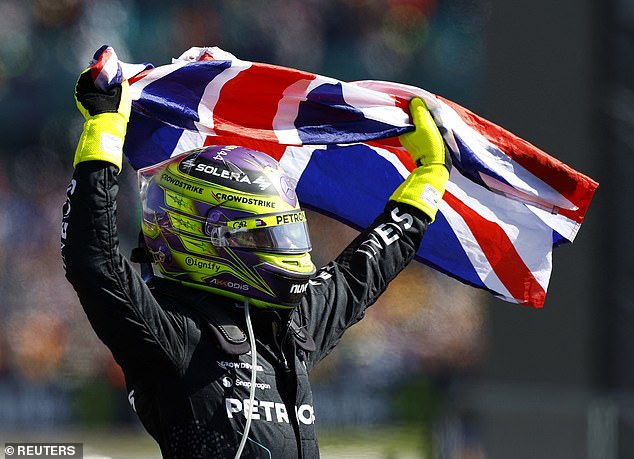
125 112 183 169
419 212 485 289
296 144 402 228
139 61 232 131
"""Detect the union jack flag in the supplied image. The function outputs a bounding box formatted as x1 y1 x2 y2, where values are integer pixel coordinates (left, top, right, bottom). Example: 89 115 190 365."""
88 45 598 308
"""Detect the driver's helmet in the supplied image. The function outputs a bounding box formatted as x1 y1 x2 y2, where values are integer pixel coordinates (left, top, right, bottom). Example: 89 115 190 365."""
138 145 316 308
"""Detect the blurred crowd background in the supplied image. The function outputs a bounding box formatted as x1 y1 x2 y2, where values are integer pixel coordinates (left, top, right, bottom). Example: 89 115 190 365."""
0 0 630 458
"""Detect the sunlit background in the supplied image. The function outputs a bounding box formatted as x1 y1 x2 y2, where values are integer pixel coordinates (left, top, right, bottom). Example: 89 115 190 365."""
0 0 628 458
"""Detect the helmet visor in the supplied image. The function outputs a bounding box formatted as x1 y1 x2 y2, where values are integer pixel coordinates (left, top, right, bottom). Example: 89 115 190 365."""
207 211 312 253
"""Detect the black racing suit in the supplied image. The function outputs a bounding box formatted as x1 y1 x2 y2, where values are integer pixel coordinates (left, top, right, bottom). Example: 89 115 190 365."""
61 161 430 458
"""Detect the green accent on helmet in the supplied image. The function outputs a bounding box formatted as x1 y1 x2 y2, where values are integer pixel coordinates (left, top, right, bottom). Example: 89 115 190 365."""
155 170 209 202
164 190 199 215
141 218 161 239
254 252 315 275
220 247 277 296
167 211 206 237
178 235 218 258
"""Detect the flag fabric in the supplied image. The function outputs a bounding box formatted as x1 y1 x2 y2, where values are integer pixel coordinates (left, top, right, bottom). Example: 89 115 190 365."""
87 45 598 308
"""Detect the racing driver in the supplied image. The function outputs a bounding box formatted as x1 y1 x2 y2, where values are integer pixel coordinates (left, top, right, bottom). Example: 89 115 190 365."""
61 65 451 458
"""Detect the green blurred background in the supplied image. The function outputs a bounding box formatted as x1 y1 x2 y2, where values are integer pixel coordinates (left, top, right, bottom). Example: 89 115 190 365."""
0 0 629 458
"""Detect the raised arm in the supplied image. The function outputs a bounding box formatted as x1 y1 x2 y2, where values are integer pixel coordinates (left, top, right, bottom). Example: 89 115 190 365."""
61 70 186 373
300 97 452 368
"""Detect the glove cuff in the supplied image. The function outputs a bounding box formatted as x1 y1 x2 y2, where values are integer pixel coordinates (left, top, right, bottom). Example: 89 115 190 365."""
73 112 127 172
390 164 449 222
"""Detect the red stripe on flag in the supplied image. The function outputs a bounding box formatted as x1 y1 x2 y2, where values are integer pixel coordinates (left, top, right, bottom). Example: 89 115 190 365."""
438 96 598 223
203 135 287 161
213 63 316 142
444 191 547 308
128 69 152 85
90 48 111 81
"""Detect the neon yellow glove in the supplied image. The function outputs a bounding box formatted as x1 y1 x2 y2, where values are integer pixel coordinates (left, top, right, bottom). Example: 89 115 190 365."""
73 69 132 172
390 97 451 222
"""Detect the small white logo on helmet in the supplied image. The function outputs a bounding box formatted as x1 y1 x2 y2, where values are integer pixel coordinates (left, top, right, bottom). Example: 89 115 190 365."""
181 158 197 170
252 176 272 190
